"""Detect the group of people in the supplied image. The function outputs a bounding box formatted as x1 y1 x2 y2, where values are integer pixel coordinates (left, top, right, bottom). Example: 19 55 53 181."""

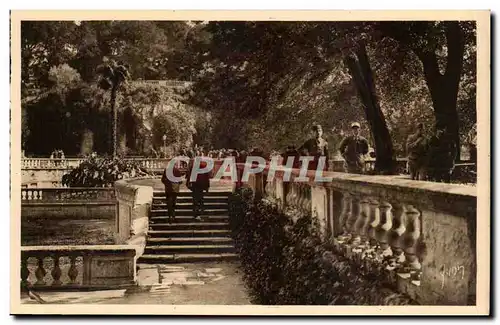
49 149 65 159
160 121 459 220
282 122 370 174
160 153 210 222
406 123 457 183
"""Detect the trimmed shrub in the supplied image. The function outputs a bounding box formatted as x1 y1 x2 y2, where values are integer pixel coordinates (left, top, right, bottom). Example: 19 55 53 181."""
228 189 417 305
62 156 152 187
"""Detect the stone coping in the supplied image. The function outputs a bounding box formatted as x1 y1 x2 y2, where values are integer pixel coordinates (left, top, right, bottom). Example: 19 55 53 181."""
21 187 115 190
21 201 116 206
236 163 476 198
21 245 136 252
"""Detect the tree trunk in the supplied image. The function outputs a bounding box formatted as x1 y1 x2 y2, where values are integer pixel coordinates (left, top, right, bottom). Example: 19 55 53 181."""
110 85 118 158
344 43 398 174
389 21 465 162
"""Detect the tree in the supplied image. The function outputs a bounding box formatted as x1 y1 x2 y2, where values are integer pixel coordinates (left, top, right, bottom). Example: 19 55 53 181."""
344 42 397 174
377 21 475 160
96 59 130 157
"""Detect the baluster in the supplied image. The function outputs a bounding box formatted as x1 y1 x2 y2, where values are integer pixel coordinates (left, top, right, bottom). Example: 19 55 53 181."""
21 190 26 201
265 179 273 198
27 190 33 201
68 255 79 284
368 198 380 245
303 185 311 213
338 193 352 239
51 255 62 286
354 196 371 247
297 184 306 212
402 205 422 277
300 183 311 215
375 201 393 258
285 183 292 207
295 184 302 208
21 255 30 287
388 204 407 270
289 183 297 207
34 257 47 286
345 195 359 238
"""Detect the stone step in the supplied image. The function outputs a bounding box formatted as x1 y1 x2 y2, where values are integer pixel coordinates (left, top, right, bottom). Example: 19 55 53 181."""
152 202 228 209
149 222 230 231
153 191 232 198
153 197 229 204
147 236 233 245
145 244 235 254
138 253 238 264
147 229 232 238
150 209 229 216
150 215 230 223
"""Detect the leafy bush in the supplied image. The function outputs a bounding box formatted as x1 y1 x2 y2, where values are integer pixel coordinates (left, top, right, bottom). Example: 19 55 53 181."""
228 189 417 305
62 156 152 187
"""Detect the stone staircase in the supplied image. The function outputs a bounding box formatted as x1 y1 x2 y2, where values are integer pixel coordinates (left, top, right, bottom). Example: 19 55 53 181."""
138 190 238 264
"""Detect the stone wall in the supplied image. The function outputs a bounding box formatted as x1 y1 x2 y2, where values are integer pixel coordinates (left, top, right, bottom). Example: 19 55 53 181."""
114 177 155 262
21 202 115 219
245 167 477 305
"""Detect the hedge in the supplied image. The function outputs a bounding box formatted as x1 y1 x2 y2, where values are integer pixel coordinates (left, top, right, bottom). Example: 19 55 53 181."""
228 188 417 305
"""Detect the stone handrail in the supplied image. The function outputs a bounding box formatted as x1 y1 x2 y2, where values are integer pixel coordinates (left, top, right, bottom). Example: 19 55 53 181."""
241 165 477 305
21 245 136 291
21 158 85 170
133 79 193 87
114 177 155 262
21 187 116 202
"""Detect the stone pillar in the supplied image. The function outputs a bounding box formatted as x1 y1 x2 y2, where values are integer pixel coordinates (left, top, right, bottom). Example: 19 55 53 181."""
311 185 329 239
419 209 475 305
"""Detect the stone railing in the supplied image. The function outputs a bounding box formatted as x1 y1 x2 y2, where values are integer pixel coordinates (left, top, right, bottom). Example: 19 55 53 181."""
124 158 169 171
242 165 477 305
21 187 115 202
21 245 136 291
327 158 409 173
21 158 85 170
114 177 154 261
133 79 193 88
21 187 117 219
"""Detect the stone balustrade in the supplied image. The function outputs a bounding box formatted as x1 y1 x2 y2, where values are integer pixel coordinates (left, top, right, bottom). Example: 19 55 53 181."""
243 165 477 305
21 158 85 170
21 245 136 291
21 187 115 202
132 79 193 88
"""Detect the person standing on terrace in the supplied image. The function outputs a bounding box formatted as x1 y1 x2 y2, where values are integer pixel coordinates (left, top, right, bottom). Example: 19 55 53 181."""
406 123 428 180
298 124 330 172
339 122 369 174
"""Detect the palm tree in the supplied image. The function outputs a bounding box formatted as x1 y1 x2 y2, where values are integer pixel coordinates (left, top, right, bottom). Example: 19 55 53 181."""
96 59 130 158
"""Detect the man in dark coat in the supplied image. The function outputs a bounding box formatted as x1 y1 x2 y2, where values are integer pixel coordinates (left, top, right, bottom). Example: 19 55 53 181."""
186 158 211 221
339 122 369 174
406 123 428 180
161 159 183 221
298 124 330 171
426 127 457 183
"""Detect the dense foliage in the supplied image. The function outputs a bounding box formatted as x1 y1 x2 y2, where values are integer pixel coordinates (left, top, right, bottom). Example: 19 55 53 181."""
184 21 476 159
62 156 151 187
228 188 417 305
22 20 476 162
